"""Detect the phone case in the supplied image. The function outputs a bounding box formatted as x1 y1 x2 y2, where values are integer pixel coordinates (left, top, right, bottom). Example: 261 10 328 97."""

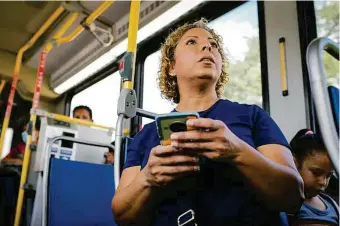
155 112 199 146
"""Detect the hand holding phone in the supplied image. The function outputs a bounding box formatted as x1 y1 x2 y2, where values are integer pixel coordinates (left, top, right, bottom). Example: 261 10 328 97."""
155 112 199 146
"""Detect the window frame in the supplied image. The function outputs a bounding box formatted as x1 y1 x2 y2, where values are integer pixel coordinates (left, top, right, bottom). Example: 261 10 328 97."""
296 1 320 132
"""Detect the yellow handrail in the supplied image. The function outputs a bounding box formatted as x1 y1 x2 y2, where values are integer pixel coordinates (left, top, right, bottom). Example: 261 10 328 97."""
13 12 80 226
14 0 116 222
45 111 113 130
0 80 5 95
0 6 64 160
56 1 114 44
123 0 140 90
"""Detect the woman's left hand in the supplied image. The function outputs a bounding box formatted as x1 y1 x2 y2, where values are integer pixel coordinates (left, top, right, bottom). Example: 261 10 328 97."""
170 118 242 163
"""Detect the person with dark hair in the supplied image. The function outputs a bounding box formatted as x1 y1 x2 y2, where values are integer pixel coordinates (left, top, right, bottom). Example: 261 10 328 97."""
284 129 339 225
73 105 93 122
104 141 114 165
2 115 30 165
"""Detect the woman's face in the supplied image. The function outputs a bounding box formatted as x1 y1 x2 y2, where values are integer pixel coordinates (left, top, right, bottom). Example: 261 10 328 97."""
297 152 334 198
170 28 222 91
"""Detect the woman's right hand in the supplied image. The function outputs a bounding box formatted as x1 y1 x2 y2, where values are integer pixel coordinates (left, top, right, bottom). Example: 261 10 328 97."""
141 145 200 187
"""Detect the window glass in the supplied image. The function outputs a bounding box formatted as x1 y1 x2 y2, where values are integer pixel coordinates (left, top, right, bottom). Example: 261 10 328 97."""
71 71 121 139
142 2 262 125
314 0 339 87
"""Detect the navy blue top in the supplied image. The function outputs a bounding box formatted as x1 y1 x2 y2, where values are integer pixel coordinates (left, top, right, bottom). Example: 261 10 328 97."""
123 99 289 226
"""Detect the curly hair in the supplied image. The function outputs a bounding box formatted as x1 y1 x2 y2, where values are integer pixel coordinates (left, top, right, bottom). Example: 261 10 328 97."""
158 18 229 104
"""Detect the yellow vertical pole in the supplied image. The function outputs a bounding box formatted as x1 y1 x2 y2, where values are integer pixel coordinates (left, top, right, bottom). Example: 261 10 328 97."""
0 6 65 161
13 12 79 226
122 0 141 90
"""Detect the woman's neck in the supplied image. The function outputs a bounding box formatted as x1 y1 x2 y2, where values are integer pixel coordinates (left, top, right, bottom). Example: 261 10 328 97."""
176 89 219 112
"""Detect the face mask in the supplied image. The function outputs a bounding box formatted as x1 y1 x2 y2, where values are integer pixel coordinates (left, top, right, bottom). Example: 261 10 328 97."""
22 131 28 143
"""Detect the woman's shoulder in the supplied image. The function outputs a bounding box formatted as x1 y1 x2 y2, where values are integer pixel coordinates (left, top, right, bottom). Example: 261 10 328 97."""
217 99 266 119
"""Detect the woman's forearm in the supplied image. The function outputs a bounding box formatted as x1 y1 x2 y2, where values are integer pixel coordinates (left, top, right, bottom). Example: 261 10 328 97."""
233 142 304 212
112 171 162 226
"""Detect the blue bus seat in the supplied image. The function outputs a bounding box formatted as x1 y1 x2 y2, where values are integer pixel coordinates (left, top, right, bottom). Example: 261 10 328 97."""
328 86 339 134
48 158 117 226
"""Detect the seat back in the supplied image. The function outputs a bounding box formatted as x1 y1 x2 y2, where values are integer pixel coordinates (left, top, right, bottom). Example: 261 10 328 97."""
48 158 117 226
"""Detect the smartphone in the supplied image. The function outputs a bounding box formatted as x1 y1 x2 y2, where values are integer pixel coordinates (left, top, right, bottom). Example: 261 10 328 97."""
155 112 200 146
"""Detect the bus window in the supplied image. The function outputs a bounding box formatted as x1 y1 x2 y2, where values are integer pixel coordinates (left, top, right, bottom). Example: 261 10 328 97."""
314 0 339 88
209 1 262 107
142 1 262 125
142 50 176 125
70 71 121 139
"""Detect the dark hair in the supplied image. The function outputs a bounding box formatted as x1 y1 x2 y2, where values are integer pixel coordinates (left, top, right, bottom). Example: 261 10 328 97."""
290 129 327 164
11 115 30 146
73 105 93 120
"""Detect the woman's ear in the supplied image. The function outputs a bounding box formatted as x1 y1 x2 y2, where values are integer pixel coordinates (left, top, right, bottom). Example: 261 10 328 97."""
169 66 176 77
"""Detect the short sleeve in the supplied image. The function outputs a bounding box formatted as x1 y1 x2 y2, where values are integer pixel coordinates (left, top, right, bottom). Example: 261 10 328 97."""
123 123 153 169
252 105 289 148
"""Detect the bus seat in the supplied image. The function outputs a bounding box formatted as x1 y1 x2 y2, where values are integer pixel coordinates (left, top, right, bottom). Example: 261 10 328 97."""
328 86 339 134
48 158 117 226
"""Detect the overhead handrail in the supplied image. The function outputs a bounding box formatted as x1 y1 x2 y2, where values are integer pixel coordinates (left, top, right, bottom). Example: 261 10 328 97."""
55 1 114 45
0 6 65 161
306 37 339 175
42 136 115 226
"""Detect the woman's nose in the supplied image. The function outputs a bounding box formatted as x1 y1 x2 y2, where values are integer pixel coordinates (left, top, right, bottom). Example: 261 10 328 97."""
201 42 212 52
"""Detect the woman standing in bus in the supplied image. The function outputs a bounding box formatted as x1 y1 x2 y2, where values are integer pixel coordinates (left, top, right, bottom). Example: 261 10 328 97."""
112 19 304 225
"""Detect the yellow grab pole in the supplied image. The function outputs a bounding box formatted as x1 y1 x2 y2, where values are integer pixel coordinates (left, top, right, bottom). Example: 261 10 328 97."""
0 80 5 94
122 0 140 90
13 12 79 226
49 113 113 130
0 6 65 161
279 37 289 96
56 1 114 44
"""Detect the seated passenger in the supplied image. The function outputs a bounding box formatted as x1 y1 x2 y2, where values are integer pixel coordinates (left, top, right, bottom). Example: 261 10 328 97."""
2 116 30 166
285 129 339 225
73 105 93 122
104 141 114 165
112 19 304 226
3 116 40 166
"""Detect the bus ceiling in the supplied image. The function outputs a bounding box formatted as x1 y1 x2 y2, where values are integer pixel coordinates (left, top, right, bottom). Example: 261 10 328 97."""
0 1 178 101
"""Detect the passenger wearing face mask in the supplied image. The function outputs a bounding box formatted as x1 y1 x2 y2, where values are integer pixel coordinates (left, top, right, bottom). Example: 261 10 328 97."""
2 116 30 166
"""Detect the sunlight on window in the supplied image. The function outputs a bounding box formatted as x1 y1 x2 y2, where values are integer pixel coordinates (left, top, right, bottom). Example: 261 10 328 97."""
209 2 262 106
143 51 176 125
71 71 121 139
314 0 339 88
142 2 262 125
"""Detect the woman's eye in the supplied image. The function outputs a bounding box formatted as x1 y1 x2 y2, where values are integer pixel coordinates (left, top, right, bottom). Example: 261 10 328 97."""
211 42 218 48
186 39 196 45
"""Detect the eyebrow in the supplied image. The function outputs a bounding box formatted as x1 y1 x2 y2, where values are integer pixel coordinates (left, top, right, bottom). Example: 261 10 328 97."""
184 35 215 40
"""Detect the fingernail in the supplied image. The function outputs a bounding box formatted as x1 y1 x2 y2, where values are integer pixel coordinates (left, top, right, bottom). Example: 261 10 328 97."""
171 134 178 140
195 165 200 171
193 157 199 162
171 141 178 147
187 120 194 126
